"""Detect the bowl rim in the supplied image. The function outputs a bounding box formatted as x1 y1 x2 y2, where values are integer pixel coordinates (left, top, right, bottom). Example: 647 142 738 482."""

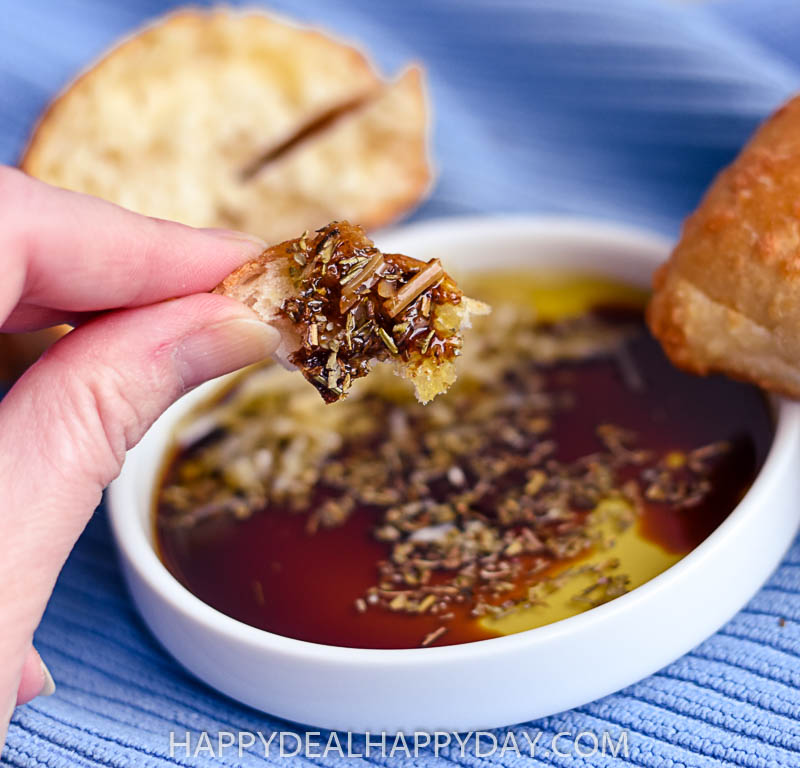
107 213 800 665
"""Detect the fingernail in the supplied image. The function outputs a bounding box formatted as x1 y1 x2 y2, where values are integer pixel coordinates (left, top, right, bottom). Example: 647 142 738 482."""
15 647 54 706
39 659 55 698
203 228 268 252
175 318 280 390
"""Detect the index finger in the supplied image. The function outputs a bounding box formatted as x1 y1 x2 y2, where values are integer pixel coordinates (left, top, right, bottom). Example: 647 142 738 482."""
0 167 266 331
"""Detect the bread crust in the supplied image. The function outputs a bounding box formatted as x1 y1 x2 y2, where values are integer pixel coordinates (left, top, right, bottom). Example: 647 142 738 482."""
647 93 800 397
212 239 300 366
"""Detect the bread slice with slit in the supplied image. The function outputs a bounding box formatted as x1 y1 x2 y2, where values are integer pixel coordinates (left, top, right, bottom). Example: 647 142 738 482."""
20 8 432 243
222 67 430 242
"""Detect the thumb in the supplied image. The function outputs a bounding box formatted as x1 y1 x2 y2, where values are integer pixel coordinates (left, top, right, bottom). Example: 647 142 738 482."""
0 292 278 735
15 646 55 707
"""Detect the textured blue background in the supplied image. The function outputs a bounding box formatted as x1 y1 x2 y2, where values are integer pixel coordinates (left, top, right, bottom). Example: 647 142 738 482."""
3 0 800 765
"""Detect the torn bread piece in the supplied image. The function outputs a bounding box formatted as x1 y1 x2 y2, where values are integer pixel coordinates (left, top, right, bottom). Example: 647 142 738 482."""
10 8 431 385
647 93 800 398
214 222 489 403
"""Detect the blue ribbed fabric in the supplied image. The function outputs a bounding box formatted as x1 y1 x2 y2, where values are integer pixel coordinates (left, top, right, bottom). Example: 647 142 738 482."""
3 0 800 765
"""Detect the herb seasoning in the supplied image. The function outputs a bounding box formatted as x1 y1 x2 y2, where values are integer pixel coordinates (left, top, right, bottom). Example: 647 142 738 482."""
279 221 486 403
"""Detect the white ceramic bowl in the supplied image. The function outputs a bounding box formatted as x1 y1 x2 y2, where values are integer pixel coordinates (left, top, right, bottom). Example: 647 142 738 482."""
107 216 800 732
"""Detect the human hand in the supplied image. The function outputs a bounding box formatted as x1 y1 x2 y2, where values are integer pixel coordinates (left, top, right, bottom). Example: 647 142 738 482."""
0 167 280 750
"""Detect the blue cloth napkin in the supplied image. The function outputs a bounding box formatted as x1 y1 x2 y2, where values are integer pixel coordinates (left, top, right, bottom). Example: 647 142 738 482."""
3 0 800 765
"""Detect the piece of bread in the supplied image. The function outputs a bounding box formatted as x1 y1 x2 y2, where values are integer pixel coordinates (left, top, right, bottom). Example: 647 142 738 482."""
647 93 800 397
6 8 432 385
214 221 489 403
20 8 432 243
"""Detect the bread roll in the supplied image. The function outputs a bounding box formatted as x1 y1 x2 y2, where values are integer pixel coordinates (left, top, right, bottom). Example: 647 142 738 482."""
648 94 800 397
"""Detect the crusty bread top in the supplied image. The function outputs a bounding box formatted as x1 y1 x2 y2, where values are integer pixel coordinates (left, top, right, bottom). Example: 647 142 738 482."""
21 8 431 243
647 93 800 397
